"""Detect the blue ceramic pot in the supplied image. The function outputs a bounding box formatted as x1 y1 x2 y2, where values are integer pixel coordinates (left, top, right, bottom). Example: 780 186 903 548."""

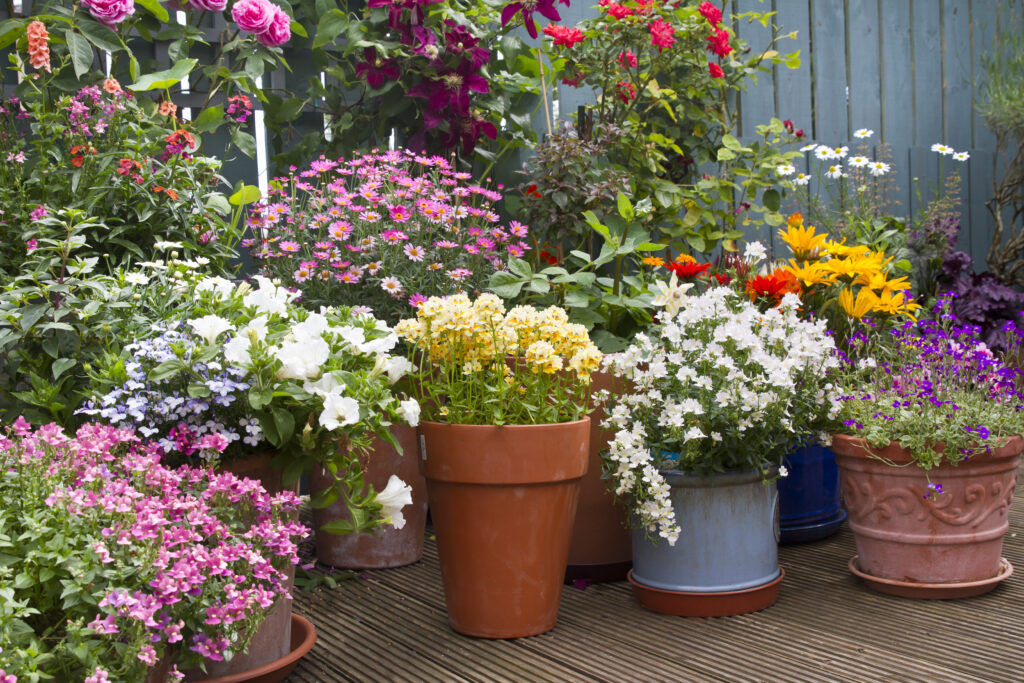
632 469 780 593
777 444 846 544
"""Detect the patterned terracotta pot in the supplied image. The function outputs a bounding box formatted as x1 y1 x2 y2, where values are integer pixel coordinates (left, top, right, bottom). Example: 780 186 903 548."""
832 434 1022 597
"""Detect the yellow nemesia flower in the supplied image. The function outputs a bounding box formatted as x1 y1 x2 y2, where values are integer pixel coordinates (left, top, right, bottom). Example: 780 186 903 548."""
837 287 879 319
783 259 835 287
778 222 828 261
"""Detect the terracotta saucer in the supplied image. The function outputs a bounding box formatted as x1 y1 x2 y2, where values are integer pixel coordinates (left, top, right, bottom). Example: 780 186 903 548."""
195 614 317 683
848 556 1013 600
628 568 785 617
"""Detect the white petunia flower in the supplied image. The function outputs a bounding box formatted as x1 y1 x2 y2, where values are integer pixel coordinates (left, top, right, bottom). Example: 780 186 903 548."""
853 128 873 139
398 398 420 427
304 373 343 398
376 475 413 529
318 391 360 430
275 338 330 380
188 315 233 345
384 356 414 384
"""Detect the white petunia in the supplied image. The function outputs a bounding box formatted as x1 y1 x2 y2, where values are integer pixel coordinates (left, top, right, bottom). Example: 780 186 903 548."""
188 315 233 345
318 391 360 431
398 398 420 427
196 276 235 299
304 373 343 398
223 335 251 366
776 164 796 176
275 338 330 380
848 155 870 168
384 356 414 384
853 128 873 139
244 276 297 317
953 151 970 162
376 475 413 529
931 143 954 156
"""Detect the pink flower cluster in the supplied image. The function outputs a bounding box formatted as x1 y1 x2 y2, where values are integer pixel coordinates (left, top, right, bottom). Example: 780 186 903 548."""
246 148 530 324
232 0 292 47
4 419 307 672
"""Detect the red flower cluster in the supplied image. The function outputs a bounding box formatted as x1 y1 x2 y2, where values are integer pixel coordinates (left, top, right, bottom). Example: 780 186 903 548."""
605 2 633 20
706 28 732 57
525 183 542 198
115 158 143 184
698 1 721 26
69 144 96 168
618 50 638 69
542 23 585 48
783 118 805 139
539 247 559 265
649 19 675 52
746 268 801 306
665 260 712 279
615 80 636 103
699 2 731 78
708 62 724 79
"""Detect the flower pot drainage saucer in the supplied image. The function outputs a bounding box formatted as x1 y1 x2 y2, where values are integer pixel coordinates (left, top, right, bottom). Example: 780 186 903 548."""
780 509 847 545
194 614 317 683
848 556 1013 600
627 568 785 617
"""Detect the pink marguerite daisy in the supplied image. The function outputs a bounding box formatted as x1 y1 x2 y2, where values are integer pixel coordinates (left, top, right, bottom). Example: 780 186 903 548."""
403 244 426 262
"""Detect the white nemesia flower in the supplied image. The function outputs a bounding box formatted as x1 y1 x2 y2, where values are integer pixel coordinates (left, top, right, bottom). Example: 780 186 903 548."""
953 151 970 162
776 164 796 176
376 475 413 529
793 172 810 186
848 155 870 168
188 315 233 345
744 241 767 264
931 143 955 155
398 398 420 427
853 128 873 139
779 465 789 477
318 391 360 430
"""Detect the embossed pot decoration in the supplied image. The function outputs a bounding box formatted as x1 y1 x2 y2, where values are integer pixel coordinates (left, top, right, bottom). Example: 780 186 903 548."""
419 418 589 638
832 434 1023 599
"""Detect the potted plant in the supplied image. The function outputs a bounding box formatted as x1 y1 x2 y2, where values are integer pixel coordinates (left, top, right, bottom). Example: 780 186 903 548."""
830 294 1024 598
81 264 417 673
0 419 311 681
245 148 529 569
395 292 601 638
601 269 839 616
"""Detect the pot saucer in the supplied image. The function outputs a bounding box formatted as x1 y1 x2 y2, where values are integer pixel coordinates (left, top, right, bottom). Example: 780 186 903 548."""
780 509 847 545
193 614 317 683
848 556 1013 600
628 568 785 617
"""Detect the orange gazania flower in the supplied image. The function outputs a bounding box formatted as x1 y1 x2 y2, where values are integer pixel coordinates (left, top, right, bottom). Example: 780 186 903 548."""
746 268 801 305
153 186 165 193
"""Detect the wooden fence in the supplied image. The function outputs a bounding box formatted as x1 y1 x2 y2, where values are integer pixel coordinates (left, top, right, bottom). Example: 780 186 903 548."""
1 0 1020 269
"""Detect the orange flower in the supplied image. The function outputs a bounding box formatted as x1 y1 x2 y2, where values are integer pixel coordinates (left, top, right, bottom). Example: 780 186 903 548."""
675 253 697 264
642 256 666 267
786 212 803 227
103 78 121 93
165 188 179 200
26 21 50 73
153 186 165 193
746 268 801 305
159 101 178 119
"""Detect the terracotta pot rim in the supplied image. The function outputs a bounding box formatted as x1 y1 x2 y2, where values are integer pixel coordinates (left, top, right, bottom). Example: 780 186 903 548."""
831 433 1024 463
191 613 316 683
420 417 591 430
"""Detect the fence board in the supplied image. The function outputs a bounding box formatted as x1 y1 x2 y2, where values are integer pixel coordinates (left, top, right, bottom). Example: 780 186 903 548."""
773 1 812 134
846 0 881 136
879 0 914 220
809 0 848 143
734 0 776 139
970 0 998 153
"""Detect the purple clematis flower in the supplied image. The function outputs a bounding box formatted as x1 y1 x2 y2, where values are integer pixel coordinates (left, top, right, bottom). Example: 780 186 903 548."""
500 0 569 39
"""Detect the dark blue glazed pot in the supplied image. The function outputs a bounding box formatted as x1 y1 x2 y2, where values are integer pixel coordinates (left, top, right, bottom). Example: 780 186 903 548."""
778 444 846 544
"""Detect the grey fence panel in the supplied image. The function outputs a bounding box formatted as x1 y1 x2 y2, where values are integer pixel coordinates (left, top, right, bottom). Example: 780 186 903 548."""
847 0 882 138
879 0 914 220
810 0 848 143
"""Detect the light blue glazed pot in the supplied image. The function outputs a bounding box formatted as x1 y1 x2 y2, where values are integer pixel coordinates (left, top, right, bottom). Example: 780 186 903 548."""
631 469 780 593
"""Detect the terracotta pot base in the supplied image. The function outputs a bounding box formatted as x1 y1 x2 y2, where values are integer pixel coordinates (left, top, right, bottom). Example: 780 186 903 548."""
849 556 1013 600
628 568 785 617
190 614 316 683
564 560 632 584
780 508 847 545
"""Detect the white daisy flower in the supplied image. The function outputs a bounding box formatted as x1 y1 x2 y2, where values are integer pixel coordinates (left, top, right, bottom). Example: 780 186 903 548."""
776 164 796 176
931 143 954 156
953 151 970 162
853 128 874 139
868 161 891 177
848 155 870 168
793 172 811 186
825 164 844 179
380 276 404 295
830 145 849 159
800 143 818 153
814 145 835 160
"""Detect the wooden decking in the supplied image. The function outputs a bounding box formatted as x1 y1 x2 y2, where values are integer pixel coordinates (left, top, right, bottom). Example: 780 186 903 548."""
286 494 1024 682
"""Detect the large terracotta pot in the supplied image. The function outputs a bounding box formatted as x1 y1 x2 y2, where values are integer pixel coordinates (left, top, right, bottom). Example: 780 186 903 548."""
181 454 299 680
310 424 428 568
832 434 1022 598
565 370 633 582
419 418 590 638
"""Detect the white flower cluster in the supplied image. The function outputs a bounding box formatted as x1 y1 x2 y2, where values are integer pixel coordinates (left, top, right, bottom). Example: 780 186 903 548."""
602 287 841 544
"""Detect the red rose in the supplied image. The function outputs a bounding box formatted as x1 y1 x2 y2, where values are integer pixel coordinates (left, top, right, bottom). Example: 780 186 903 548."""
708 62 724 78
706 27 732 57
698 1 722 26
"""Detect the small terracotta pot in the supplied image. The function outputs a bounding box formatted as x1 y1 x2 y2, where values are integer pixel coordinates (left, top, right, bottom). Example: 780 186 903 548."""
310 424 428 568
832 434 1022 593
419 418 589 638
565 370 632 581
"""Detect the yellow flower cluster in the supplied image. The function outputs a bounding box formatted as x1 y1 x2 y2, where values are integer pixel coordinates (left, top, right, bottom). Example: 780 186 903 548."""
395 293 602 381
778 214 920 320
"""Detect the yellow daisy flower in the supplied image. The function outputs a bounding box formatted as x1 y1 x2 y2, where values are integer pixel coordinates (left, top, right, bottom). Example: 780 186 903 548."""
783 259 835 287
778 222 828 261
838 287 879 319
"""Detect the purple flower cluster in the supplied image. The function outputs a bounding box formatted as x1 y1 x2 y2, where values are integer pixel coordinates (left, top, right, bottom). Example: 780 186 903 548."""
77 329 262 464
65 85 129 138
2 420 306 676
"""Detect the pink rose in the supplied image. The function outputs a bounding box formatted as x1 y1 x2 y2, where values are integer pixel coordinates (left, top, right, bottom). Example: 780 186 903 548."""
257 6 291 47
82 0 135 26
231 0 275 33
190 0 228 11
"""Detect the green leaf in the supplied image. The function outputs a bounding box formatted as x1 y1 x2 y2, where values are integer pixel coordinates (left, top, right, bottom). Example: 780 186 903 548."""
128 58 197 91
762 188 781 213
135 0 170 22
75 18 123 53
129 55 139 82
508 257 533 279
616 192 634 222
489 271 525 299
895 258 912 271
0 20 24 50
717 147 736 161
290 20 308 38
229 184 262 206
193 105 224 133
231 129 257 158
66 31 94 79
51 358 77 380
272 408 295 445
313 9 348 49
528 275 550 294
722 134 741 150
